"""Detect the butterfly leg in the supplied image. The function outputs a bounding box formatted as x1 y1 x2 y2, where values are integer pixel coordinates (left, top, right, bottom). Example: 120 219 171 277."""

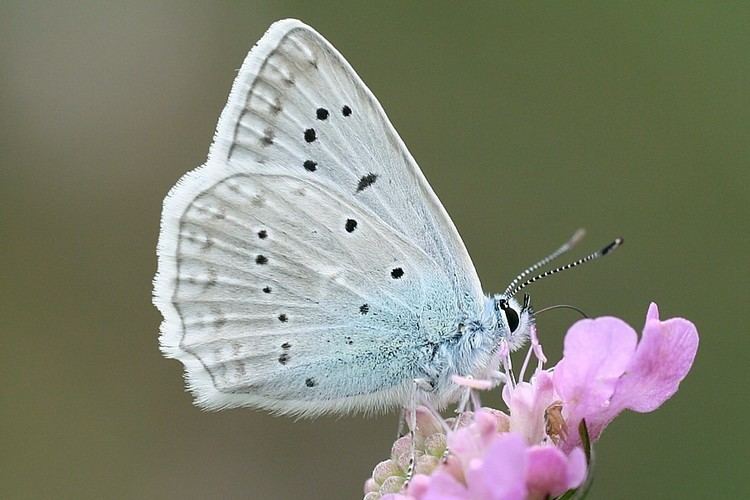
395 407 406 439
404 378 435 483
454 385 471 425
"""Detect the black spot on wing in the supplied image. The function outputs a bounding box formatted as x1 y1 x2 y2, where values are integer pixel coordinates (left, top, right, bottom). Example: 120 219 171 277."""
278 314 288 323
262 286 272 294
305 377 316 387
391 267 404 279
261 127 274 146
316 108 329 120
255 255 268 265
257 229 268 239
270 97 282 115
359 304 369 315
342 105 352 117
278 352 289 365
357 173 378 192
303 160 317 172
304 128 316 143
345 219 357 233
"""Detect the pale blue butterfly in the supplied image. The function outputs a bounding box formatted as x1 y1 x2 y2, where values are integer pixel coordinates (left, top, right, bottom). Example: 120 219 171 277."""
153 19 620 421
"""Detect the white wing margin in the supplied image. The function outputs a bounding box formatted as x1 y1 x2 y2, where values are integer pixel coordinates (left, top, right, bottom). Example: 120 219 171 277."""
154 19 484 415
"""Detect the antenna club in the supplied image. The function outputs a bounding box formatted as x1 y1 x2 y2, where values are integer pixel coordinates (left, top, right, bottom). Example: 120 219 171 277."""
601 237 624 255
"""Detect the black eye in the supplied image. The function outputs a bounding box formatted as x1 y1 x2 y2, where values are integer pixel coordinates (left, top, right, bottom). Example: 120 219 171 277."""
505 308 520 333
499 299 520 333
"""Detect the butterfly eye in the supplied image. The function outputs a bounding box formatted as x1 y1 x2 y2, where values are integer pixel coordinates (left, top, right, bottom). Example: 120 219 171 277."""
499 299 520 333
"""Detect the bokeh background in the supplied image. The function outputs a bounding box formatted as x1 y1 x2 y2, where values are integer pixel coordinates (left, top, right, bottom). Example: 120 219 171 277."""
2 2 747 498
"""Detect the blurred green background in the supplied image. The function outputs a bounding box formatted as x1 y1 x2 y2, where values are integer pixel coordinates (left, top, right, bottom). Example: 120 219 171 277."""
2 1 747 498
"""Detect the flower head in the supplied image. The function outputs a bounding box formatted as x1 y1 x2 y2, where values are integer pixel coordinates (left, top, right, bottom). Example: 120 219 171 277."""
380 411 586 500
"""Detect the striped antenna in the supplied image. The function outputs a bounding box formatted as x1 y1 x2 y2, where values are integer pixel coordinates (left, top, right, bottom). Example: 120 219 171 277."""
503 229 586 297
506 238 624 299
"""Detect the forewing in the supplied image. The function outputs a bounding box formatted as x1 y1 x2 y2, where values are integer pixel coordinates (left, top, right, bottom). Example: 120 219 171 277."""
211 19 482 305
154 19 484 415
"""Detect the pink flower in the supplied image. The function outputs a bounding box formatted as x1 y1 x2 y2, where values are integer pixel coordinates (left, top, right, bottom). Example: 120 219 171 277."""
553 303 699 450
382 411 586 500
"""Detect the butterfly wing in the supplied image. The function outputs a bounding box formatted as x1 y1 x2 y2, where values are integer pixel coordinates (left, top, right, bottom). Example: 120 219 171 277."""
154 19 484 415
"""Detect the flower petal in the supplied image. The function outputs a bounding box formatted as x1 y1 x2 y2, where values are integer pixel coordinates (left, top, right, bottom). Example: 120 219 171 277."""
418 471 470 500
405 474 432 498
646 302 660 322
612 313 699 413
553 317 638 445
447 409 500 466
525 445 581 497
466 433 528 500
504 371 555 445
381 494 410 500
565 447 588 490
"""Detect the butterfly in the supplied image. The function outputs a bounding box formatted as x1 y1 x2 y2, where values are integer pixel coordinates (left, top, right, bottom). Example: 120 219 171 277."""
153 19 619 417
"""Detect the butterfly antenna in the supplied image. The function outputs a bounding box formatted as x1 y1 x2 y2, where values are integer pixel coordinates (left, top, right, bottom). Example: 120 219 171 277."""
506 237 624 298
503 229 586 296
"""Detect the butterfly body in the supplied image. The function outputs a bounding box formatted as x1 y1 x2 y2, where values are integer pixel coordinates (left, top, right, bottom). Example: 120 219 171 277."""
154 19 533 416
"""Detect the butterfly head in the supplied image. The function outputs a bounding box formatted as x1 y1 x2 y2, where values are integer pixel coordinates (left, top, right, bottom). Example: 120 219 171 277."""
491 293 534 351
489 232 623 352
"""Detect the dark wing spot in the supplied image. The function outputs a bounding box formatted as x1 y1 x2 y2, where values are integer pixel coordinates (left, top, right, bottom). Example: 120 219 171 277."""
391 267 404 279
205 269 218 288
342 105 352 116
316 108 329 120
262 286 272 294
278 353 289 365
278 314 288 323
257 229 268 239
303 160 317 172
345 336 354 345
281 342 291 349
359 304 369 315
304 128 317 143
270 97 282 115
255 255 268 265
261 127 274 146
305 377 316 387
357 173 378 192
345 219 357 233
